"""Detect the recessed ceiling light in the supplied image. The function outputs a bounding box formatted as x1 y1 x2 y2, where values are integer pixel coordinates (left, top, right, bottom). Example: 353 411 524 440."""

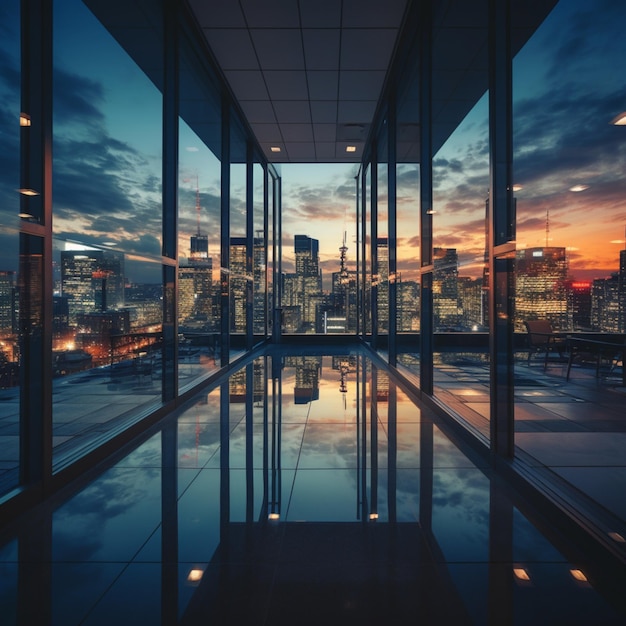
19 113 31 127
570 569 588 583
512 184 523 192
346 145 357 153
17 188 39 196
610 112 626 125
513 567 531 582
19 213 34 219
270 146 281 153
569 184 589 192
187 568 204 583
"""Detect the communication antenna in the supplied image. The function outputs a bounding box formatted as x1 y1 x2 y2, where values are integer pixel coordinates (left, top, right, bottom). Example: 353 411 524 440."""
194 174 201 235
545 208 550 248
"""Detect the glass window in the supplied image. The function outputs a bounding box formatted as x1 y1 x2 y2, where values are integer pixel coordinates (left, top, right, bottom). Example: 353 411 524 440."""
52 0 164 467
0 0 20 496
431 0 490 439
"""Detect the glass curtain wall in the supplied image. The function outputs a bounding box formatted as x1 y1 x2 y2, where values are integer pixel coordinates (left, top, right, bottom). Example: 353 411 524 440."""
253 160 266 338
430 0 490 440
229 122 247 353
52 0 164 469
376 120 390 341
177 25 223 390
0 0 21 495
512 0 626 531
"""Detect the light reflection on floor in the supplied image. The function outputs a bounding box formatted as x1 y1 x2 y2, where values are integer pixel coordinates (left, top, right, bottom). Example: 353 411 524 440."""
0 348 624 625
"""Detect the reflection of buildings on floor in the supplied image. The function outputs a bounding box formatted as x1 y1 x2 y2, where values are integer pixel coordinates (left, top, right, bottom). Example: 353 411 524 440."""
1 350 624 623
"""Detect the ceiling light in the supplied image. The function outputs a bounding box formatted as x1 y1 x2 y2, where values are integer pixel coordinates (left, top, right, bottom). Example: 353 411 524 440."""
570 569 588 583
569 184 589 192
18 188 39 196
369 513 379 521
512 184 523 192
513 567 531 582
268 512 280 521
346 146 357 153
19 213 34 219
19 113 31 127
187 568 204 583
610 112 626 125
608 531 625 543
270 146 281 153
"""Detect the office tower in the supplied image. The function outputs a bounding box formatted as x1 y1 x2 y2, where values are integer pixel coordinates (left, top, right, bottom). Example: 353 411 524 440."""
566 280 592 331
291 355 321 404
61 250 125 323
229 237 247 333
0 271 17 334
397 277 420 331
458 276 484 330
433 247 460 331
253 237 266 334
515 247 569 332
292 235 322 332
619 249 626 333
591 273 621 332
178 234 214 329
376 237 389 332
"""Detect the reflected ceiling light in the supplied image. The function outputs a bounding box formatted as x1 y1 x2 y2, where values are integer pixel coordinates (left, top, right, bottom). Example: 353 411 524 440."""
19 113 31 127
270 146 281 153
185 146 199 152
268 512 280 521
610 112 626 125
18 188 39 196
608 531 625 543
346 145 357 153
102 241 117 247
513 567 531 582
187 568 204 583
369 513 379 521
570 569 588 583
19 212 34 219
426 209 436 215
512 184 523 192
569 184 589 192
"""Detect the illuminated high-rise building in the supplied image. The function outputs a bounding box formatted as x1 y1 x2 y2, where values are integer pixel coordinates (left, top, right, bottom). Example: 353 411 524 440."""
178 232 214 329
0 271 17 334
591 273 621 332
230 237 247 333
515 247 569 331
377 237 389 332
61 250 125 323
433 247 460 330
292 235 322 331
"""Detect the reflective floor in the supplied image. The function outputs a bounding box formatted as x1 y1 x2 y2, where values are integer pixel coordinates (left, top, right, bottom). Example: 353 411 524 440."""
0 348 624 625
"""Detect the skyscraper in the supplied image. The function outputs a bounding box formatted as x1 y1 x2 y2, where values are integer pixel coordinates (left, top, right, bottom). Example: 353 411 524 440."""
61 250 125 323
293 235 322 332
433 247 460 330
229 237 247 333
515 247 569 331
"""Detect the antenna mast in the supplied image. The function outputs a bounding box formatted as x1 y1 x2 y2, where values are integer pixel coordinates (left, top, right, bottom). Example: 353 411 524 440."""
545 208 550 248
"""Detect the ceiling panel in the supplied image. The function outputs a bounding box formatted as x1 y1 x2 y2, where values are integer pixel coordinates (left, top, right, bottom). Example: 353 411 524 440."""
313 123 337 142
264 70 309 100
250 29 305 70
310 101 337 124
299 0 342 27
307 71 339 100
188 0 246 27
273 100 312 123
239 100 277 124
337 100 378 124
239 0 300 27
342 0 408 27
203 29 258 70
280 123 314 142
338 70 386 100
285 142 317 160
224 70 269 100
340 29 399 71
302 29 341 70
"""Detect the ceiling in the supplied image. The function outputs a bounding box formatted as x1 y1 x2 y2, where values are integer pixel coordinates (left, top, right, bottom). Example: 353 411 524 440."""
187 0 410 163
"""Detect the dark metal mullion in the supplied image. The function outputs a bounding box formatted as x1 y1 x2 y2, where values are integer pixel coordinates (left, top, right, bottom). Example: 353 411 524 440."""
488 0 515 458
419 0 434 395
220 98 230 367
371 148 379 350
161 0 179 403
19 0 53 491
246 143 254 349
388 92 398 366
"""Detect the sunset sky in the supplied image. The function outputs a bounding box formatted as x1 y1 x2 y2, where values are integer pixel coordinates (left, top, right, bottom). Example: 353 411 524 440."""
1 0 625 287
